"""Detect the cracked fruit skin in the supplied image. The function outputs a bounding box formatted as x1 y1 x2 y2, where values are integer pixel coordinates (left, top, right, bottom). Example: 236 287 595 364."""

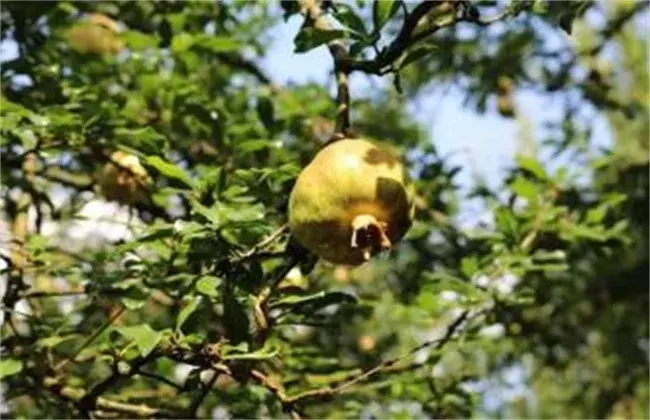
289 138 414 266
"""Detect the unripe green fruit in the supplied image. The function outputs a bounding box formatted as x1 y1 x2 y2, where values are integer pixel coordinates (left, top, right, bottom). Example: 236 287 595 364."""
289 138 414 266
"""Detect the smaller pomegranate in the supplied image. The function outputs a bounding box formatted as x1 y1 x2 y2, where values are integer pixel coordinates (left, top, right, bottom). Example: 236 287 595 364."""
97 151 151 206
67 13 123 56
289 137 413 266
357 335 376 353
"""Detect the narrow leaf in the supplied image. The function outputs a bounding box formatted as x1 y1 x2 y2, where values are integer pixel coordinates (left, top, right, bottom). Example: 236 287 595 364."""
398 44 437 69
270 291 357 312
0 359 23 379
373 0 401 33
195 276 222 297
294 28 345 53
117 325 163 357
176 296 202 331
516 155 548 180
335 4 368 37
144 156 195 188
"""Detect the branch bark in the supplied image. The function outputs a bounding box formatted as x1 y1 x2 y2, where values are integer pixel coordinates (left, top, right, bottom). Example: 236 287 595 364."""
285 309 471 405
298 0 352 135
43 377 177 418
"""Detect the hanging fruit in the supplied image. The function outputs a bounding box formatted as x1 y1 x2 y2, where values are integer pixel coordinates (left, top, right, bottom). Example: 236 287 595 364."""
97 151 151 206
289 137 414 266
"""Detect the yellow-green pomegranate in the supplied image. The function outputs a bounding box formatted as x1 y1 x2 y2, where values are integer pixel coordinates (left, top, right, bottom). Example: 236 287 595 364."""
66 14 123 56
97 151 151 206
289 138 414 266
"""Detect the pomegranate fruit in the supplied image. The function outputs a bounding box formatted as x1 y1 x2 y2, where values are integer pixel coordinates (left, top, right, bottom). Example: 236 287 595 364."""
67 14 123 56
97 151 151 206
289 138 413 266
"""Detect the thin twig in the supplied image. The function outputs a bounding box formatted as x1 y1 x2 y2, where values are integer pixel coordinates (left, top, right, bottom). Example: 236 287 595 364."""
286 309 471 405
235 224 289 261
341 2 517 76
187 369 218 417
43 377 178 418
22 289 87 298
54 305 126 372
137 370 183 391
78 355 153 411
298 0 352 135
250 369 304 419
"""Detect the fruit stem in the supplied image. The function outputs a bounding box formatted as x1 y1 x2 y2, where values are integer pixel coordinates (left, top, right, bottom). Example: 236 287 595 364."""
350 214 392 260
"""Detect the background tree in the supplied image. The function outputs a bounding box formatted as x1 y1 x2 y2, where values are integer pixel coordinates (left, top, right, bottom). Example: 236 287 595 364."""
1 1 647 418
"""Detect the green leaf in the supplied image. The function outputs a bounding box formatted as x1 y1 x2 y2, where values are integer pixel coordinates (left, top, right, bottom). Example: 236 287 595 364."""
176 296 202 331
120 286 149 310
0 359 23 379
403 220 430 240
586 205 607 224
116 325 164 358
373 0 401 33
257 95 275 132
195 35 241 53
270 291 358 312
121 30 158 51
281 0 301 20
190 200 222 226
115 127 167 155
532 249 566 262
398 44 437 70
190 201 264 226
494 207 520 238
144 155 195 189
562 224 608 242
223 286 250 344
539 0 591 34
423 272 485 299
294 28 346 53
171 32 195 54
226 203 265 223
37 334 80 349
516 155 548 180
195 276 222 297
509 176 540 201
222 343 279 361
335 4 368 37
460 256 480 278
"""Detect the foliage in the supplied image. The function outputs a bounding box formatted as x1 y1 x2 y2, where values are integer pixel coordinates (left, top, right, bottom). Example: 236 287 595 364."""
1 1 647 419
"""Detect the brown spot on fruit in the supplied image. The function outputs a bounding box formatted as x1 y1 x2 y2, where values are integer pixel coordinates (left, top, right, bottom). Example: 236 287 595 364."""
363 147 400 168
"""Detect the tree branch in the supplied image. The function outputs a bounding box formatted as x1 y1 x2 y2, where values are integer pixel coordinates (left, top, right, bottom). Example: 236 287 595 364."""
217 52 274 86
54 305 126 372
298 0 352 135
39 165 94 189
286 309 471 405
344 2 516 76
43 377 178 418
187 369 218 417
235 224 289 262
78 354 154 412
